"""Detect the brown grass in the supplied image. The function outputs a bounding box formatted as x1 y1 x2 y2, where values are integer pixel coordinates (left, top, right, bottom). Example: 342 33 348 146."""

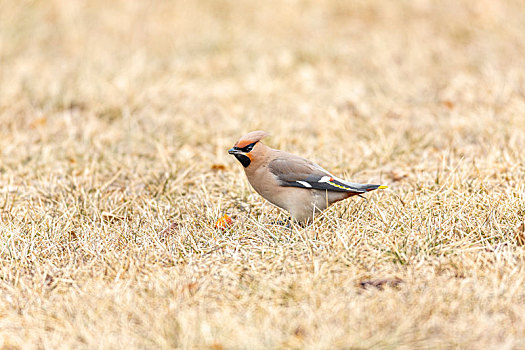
1 0 525 348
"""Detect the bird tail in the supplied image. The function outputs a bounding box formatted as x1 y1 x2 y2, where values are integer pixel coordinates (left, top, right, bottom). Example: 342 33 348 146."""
334 176 388 193
364 184 388 191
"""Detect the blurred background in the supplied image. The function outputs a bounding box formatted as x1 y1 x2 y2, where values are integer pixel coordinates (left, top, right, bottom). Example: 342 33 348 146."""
1 0 524 178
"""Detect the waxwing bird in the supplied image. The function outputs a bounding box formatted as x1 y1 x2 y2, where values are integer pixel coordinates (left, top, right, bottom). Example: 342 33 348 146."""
228 131 387 224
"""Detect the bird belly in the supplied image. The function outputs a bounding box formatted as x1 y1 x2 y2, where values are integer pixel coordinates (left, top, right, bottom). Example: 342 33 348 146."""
265 188 333 224
250 182 295 212
276 187 320 224
247 177 311 219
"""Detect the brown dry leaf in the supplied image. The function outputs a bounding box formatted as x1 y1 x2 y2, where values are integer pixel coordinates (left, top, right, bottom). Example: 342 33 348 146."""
160 222 179 237
211 164 227 171
215 214 233 229
359 278 404 290
293 326 307 339
385 110 402 119
67 231 78 241
101 212 128 224
185 282 199 296
389 170 408 182
29 116 47 129
44 273 55 286
442 100 455 109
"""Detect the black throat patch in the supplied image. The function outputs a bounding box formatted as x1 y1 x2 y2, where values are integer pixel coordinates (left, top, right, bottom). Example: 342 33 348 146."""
234 154 251 167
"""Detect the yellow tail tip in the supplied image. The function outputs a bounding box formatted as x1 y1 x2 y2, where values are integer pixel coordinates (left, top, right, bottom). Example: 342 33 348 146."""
378 185 388 189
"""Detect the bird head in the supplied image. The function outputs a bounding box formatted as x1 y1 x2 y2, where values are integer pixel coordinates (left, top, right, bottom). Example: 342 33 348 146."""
228 130 269 168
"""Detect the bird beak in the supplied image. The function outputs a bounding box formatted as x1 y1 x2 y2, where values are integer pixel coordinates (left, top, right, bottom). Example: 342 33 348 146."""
228 148 241 155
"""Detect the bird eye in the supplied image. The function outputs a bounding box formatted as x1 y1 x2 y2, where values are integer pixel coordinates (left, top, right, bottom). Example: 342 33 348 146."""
242 142 256 153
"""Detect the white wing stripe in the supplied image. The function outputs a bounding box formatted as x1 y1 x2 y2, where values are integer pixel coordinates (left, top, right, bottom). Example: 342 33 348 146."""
318 176 331 183
296 181 312 188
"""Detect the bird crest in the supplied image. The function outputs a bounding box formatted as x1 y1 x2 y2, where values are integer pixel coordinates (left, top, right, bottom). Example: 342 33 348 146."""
235 130 269 148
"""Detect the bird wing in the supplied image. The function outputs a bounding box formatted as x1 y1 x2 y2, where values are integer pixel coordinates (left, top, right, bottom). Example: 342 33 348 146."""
268 153 379 193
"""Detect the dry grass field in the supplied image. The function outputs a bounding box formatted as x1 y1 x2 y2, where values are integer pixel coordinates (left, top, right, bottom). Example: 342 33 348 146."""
1 0 525 348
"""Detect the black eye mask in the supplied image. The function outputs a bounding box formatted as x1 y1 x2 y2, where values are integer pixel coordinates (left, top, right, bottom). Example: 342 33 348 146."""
237 142 256 153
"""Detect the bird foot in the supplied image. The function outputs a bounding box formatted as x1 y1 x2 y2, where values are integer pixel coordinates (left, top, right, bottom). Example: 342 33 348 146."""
270 219 291 227
270 217 294 234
